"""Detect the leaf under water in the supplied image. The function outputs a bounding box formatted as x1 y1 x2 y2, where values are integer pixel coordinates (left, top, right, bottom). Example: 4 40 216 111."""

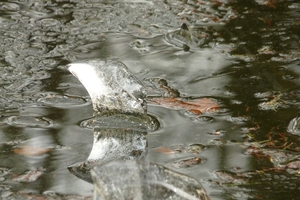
150 97 219 114
13 146 52 156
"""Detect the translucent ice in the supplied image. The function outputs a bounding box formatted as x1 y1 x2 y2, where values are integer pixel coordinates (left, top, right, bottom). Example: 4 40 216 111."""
67 59 150 183
68 59 147 116
67 59 209 200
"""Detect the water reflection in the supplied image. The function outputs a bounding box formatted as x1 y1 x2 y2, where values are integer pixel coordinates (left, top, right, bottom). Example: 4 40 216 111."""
0 0 299 199
68 127 147 183
66 59 210 199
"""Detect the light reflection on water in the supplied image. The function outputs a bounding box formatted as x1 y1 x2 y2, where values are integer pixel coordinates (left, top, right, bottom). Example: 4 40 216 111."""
0 0 300 199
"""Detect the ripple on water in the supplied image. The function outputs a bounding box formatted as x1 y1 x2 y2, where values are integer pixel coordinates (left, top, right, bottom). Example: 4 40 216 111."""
4 115 54 128
191 116 215 124
80 114 160 132
0 2 21 12
37 93 90 108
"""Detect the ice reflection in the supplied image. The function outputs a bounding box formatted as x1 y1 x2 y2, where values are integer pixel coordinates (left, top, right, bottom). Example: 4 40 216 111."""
0 0 298 199
68 127 147 184
67 59 210 199
92 160 210 200
66 59 152 184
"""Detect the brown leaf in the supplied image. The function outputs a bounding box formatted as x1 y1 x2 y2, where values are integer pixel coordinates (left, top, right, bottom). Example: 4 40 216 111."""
172 157 203 168
150 97 219 114
214 171 247 185
13 146 52 156
154 147 175 154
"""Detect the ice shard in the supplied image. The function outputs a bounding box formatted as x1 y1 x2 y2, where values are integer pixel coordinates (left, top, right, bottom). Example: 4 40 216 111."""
67 59 149 183
67 59 210 200
68 59 147 116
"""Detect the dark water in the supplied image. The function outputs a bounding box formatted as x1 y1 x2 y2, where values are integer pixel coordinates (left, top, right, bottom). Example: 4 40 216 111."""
0 0 300 199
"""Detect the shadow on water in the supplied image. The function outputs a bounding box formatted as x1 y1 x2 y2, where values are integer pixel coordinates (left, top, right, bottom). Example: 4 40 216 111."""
0 0 300 199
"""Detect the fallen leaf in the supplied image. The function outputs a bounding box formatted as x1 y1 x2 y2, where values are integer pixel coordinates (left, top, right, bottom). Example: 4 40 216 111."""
154 144 206 155
172 157 203 168
150 97 219 114
13 146 52 156
154 147 175 154
214 171 247 185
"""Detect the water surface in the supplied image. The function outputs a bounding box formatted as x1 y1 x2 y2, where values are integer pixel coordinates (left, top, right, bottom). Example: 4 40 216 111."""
0 0 300 199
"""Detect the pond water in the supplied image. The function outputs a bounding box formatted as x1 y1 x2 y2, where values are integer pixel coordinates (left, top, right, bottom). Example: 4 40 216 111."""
0 0 300 199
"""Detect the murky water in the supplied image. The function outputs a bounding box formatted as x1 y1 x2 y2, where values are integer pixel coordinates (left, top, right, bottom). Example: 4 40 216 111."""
0 0 300 199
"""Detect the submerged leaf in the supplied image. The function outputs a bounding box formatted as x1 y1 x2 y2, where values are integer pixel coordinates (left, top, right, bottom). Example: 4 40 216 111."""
172 157 203 168
150 97 219 114
13 146 52 156
154 144 206 155
154 147 175 154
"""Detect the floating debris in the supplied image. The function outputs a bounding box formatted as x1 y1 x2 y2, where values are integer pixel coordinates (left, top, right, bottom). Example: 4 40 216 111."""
257 46 276 55
172 157 204 168
258 93 286 111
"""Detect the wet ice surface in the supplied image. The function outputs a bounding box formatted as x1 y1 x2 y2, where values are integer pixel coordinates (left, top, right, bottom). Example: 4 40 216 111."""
0 0 300 199
68 59 147 115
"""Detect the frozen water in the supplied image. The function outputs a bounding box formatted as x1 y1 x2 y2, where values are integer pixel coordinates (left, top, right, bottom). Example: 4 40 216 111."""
67 59 153 184
68 59 147 116
67 59 210 200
